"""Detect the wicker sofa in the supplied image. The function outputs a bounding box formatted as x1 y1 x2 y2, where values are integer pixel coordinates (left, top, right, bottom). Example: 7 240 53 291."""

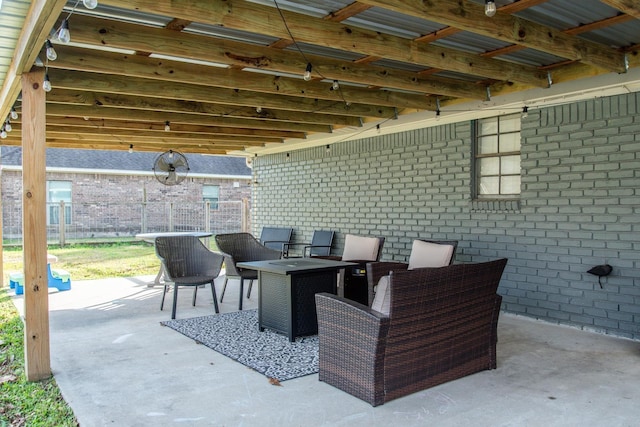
315 258 508 406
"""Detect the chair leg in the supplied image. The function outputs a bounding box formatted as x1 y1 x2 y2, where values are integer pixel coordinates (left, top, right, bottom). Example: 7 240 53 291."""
210 281 220 314
220 277 228 302
160 283 169 311
247 279 253 299
172 284 179 319
192 286 198 306
238 278 244 311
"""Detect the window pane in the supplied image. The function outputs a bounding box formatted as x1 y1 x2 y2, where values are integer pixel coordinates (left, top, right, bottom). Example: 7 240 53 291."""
478 135 498 154
499 132 521 152
479 157 499 175
501 155 521 174
203 185 219 199
501 176 521 194
479 117 498 135
49 206 60 225
47 181 71 203
499 114 521 132
479 177 499 195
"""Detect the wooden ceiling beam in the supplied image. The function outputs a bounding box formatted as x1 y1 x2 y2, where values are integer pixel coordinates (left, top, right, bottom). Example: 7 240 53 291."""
356 0 627 73
9 125 282 145
63 14 485 100
45 89 363 127
43 133 276 146
49 45 435 110
46 69 398 120
100 0 548 87
600 0 640 19
45 104 333 134
38 116 306 139
1 136 233 155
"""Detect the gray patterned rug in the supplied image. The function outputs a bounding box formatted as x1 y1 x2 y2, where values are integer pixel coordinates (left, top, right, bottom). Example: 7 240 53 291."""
160 310 318 381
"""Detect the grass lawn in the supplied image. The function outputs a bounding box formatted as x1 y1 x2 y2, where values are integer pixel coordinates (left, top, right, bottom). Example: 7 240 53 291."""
0 242 160 426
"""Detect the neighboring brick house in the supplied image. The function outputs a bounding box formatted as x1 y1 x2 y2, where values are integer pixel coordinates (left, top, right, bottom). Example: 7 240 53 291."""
0 147 253 241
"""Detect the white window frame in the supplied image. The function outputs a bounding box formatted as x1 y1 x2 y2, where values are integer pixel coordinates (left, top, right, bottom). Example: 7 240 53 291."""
474 113 522 199
46 180 72 225
203 185 220 210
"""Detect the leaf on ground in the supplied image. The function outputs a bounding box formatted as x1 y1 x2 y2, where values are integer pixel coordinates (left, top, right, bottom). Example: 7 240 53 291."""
0 374 18 384
268 377 281 386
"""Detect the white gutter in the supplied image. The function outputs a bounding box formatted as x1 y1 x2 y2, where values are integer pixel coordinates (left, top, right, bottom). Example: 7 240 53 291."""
0 165 251 180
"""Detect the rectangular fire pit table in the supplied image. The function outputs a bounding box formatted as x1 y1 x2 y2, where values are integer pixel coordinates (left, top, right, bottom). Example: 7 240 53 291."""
236 258 356 342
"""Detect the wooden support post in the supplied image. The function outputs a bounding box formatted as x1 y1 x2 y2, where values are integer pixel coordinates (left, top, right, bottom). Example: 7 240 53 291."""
0 165 4 288
22 70 51 381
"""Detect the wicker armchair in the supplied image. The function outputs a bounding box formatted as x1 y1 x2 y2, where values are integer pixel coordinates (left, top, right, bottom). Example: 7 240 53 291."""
154 235 225 320
315 258 508 406
365 239 458 306
214 232 282 310
315 234 385 305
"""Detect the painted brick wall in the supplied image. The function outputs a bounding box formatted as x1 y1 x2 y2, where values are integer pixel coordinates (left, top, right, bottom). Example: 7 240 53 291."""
252 92 640 340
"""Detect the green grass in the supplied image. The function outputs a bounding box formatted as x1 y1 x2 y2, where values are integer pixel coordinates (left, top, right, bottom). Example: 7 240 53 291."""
2 242 159 282
0 242 161 426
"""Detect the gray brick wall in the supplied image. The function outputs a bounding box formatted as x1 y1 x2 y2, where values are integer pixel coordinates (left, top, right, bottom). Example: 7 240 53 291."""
252 92 640 340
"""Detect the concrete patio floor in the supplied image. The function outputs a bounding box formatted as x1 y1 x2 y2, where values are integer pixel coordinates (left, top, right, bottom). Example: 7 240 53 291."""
11 275 640 427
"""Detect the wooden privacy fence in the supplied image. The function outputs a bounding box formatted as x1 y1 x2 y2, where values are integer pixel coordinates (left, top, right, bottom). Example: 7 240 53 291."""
2 198 250 246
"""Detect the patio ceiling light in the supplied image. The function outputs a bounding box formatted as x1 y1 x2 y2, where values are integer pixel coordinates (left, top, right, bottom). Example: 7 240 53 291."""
485 0 497 17
83 0 98 9
45 40 57 61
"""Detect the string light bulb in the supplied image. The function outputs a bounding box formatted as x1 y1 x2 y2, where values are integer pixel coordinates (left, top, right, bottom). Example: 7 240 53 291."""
256 106 262 113
303 63 312 81
57 19 71 44
485 0 497 17
43 74 52 92
10 108 18 120
128 144 133 154
45 40 57 61
332 80 340 91
83 0 98 9
164 121 170 132
4 120 11 132
522 106 529 119
0 127 6 139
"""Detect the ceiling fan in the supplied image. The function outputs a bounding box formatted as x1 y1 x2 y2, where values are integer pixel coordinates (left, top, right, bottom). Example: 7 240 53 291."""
152 150 190 186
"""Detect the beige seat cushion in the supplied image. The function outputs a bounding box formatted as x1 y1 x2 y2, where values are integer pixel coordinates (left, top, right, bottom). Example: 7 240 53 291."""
407 240 454 270
341 234 380 261
371 275 391 315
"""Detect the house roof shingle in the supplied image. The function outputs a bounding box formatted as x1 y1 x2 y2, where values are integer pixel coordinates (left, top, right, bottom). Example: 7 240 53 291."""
0 147 252 177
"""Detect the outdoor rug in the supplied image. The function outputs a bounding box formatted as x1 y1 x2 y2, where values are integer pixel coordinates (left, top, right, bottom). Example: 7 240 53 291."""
160 310 318 382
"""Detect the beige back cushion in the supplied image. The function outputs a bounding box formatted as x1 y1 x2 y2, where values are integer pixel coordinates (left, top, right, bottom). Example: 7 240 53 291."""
371 241 454 314
371 275 391 315
407 240 454 270
341 234 380 261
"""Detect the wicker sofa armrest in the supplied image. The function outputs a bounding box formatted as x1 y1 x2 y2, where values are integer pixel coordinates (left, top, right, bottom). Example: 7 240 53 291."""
315 292 391 406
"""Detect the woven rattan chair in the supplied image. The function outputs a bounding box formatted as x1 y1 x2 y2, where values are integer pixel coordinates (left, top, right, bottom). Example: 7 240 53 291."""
315 258 508 406
214 232 282 310
365 239 458 306
316 234 385 305
154 235 224 320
